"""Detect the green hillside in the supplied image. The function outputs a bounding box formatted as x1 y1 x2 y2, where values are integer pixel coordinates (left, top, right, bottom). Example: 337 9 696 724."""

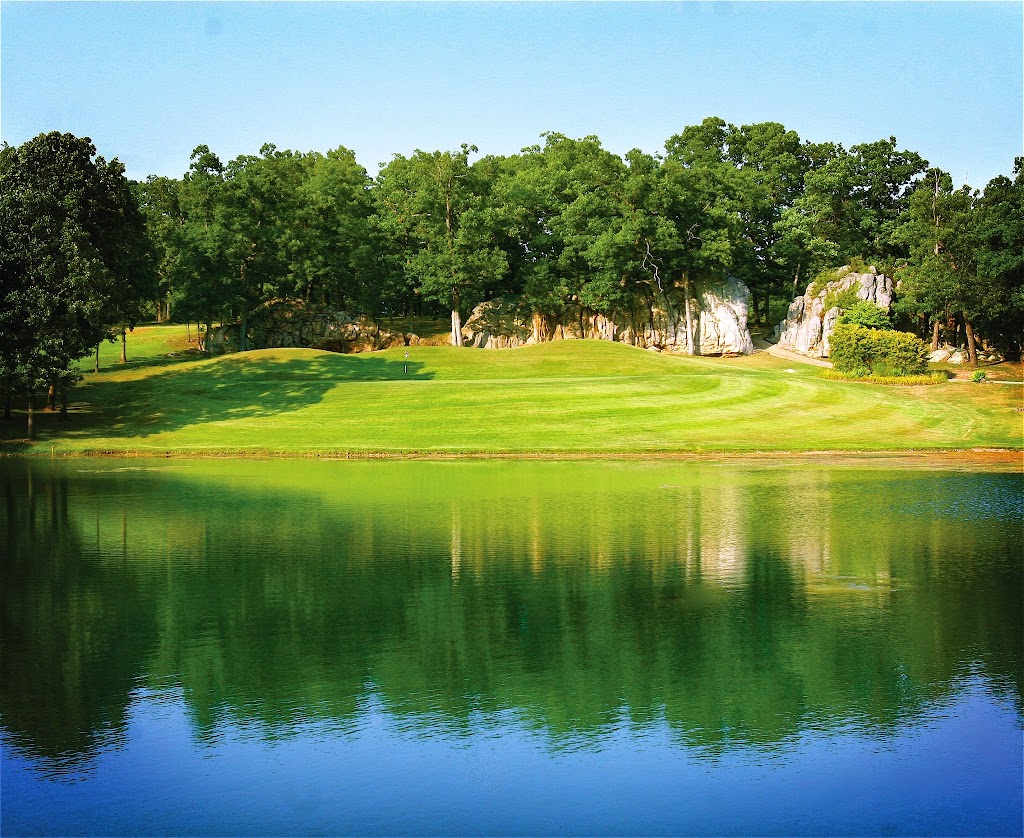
3 325 1021 456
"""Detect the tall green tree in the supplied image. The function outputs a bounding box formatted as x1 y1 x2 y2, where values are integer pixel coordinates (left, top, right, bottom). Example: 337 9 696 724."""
661 117 813 324
376 145 507 345
973 160 1024 357
171 146 236 352
0 132 153 434
288 147 381 314
778 137 927 287
661 124 743 352
892 168 1008 365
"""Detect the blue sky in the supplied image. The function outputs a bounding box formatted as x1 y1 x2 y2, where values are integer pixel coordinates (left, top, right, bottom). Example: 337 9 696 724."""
2 2 1021 187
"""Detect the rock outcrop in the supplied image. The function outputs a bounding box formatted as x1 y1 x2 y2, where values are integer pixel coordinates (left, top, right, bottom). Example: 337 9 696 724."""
464 276 754 356
203 300 449 355
201 278 755 357
773 267 894 358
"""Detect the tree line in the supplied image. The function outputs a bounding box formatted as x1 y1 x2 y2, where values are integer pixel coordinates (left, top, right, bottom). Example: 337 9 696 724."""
2 120 1022 431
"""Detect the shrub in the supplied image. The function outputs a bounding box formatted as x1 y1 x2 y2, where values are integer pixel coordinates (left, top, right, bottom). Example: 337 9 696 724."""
808 268 840 299
837 300 892 330
845 255 869 274
822 287 861 314
829 323 929 377
971 370 988 383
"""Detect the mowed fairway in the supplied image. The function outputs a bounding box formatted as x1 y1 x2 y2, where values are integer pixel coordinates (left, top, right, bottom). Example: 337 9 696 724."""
4 326 1022 455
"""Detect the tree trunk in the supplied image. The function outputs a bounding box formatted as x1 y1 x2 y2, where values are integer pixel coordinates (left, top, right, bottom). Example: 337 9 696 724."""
94 343 101 373
120 328 128 363
59 386 68 419
187 322 191 343
792 263 801 295
204 318 213 355
451 308 464 347
763 291 770 325
964 319 978 367
27 392 34 440
931 318 941 351
682 272 695 356
47 383 56 411
239 311 248 352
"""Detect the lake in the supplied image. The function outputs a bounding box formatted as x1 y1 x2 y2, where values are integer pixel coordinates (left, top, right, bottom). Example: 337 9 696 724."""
1 458 1021 836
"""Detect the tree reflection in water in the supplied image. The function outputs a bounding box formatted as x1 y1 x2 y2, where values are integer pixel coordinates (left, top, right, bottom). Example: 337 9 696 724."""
2 459 1021 770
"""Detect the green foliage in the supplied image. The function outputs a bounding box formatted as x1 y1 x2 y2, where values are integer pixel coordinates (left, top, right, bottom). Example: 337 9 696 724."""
971 369 988 383
781 138 927 284
822 287 861 314
375 144 508 344
0 131 154 416
837 300 892 329
829 323 929 377
808 258 870 300
893 164 1024 355
845 255 870 274
4 459 1021 774
807 267 841 299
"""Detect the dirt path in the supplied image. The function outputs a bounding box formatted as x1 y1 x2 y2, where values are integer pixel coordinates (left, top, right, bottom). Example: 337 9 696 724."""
750 335 833 368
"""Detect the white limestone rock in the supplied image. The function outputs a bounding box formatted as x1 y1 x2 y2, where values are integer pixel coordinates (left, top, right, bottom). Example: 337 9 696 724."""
463 276 754 356
773 267 894 358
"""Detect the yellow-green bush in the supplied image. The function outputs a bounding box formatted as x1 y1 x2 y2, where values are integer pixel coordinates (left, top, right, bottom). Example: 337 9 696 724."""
829 323 929 377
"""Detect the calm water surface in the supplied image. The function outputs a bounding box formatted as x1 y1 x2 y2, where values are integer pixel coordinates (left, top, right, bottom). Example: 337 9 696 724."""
1 458 1021 836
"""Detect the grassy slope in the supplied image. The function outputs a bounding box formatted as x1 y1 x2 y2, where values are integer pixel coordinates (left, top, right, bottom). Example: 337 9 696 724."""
4 324 1021 455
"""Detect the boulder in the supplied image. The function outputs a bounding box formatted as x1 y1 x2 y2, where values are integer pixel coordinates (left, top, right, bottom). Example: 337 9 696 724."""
773 267 894 358
698 276 755 356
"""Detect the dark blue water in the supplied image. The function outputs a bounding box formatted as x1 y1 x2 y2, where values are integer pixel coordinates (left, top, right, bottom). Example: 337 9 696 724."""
2 459 1021 836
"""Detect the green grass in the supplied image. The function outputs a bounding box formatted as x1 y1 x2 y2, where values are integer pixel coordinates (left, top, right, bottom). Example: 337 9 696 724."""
79 322 201 371
4 326 1022 455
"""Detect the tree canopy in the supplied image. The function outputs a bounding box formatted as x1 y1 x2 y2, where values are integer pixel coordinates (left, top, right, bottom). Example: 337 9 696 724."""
0 132 153 432
2 121 1021 418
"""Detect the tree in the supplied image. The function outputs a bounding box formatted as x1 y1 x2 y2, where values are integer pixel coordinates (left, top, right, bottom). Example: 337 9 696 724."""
778 137 927 289
893 164 1024 365
170 146 236 353
288 147 381 314
137 175 185 323
661 123 743 352
662 118 810 324
0 132 153 435
973 160 1024 357
376 145 507 346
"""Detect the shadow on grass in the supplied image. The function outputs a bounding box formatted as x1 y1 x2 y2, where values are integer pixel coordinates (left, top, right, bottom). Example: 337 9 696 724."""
2 352 432 446
76 348 207 377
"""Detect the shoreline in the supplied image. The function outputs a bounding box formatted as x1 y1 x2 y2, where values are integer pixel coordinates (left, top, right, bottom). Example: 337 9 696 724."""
2 447 1021 470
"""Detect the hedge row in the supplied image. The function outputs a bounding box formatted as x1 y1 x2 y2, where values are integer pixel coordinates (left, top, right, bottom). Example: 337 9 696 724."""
829 323 930 377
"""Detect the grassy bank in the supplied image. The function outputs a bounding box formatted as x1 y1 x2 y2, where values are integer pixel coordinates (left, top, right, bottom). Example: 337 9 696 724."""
3 325 1021 456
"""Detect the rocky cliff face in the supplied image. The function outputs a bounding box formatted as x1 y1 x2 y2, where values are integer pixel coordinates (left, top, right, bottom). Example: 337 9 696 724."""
773 267 894 358
465 276 754 356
